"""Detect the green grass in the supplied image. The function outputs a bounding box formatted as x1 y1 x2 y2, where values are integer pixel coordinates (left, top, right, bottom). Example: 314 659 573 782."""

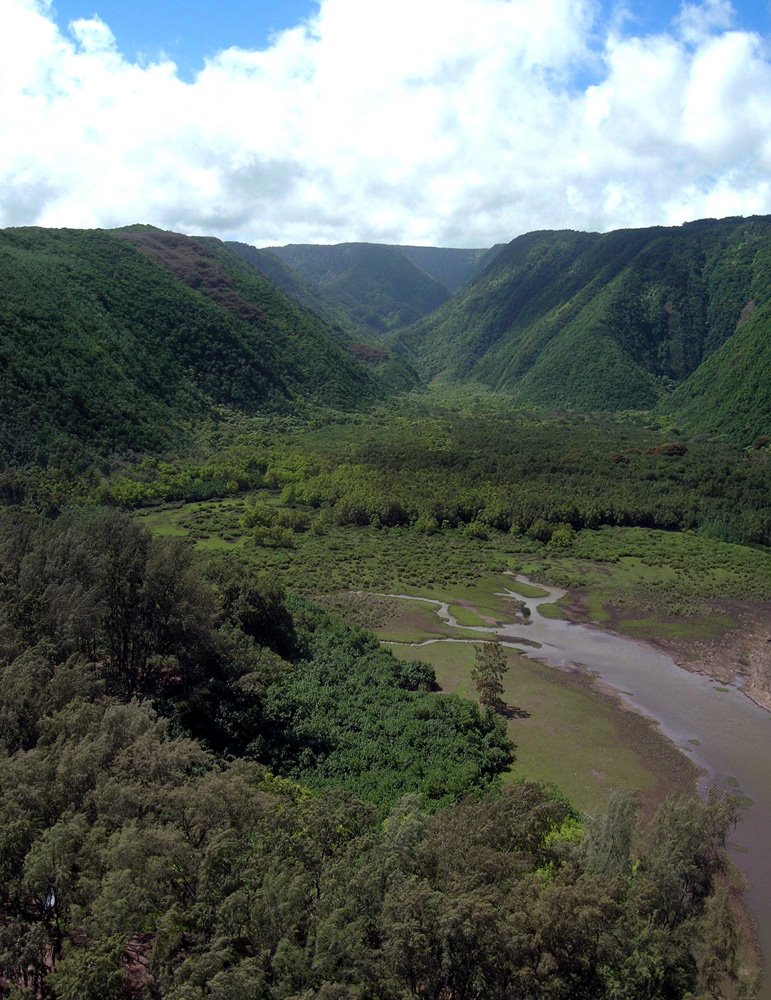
621 613 734 642
504 579 549 599
388 639 696 816
367 578 699 816
446 605 492 627
136 492 771 693
537 602 566 620
135 490 767 820
137 499 771 661
402 576 527 621
136 498 526 594
516 527 771 647
373 599 450 642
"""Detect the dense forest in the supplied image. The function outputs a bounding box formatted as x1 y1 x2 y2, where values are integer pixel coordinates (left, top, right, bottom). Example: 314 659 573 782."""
262 243 452 333
0 226 413 469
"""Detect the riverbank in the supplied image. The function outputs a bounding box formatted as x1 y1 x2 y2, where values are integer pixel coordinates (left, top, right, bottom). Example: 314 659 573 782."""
363 574 768 995
549 589 771 715
389 633 698 818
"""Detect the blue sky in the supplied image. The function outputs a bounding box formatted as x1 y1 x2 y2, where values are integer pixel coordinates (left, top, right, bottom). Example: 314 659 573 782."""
50 0 769 78
622 0 768 32
51 0 319 76
4 0 771 246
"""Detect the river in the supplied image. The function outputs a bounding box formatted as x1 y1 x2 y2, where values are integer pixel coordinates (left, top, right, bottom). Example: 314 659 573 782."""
388 576 771 996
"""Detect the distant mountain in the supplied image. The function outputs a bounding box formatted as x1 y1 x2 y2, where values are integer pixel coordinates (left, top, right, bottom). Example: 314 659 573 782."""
226 240 420 392
0 226 389 466
390 216 771 415
263 242 452 333
395 244 502 293
3 220 766 473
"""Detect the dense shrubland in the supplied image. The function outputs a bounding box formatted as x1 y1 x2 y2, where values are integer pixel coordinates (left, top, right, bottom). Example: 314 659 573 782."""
96 402 771 548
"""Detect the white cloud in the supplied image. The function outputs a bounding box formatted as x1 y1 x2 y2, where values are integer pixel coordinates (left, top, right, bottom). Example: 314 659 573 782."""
0 0 769 246
676 0 734 44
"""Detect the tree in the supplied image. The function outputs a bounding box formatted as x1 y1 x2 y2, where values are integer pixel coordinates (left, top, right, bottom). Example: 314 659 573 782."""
581 790 637 877
472 641 509 714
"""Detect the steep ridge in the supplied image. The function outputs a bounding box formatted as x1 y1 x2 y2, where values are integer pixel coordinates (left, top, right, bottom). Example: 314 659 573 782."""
667 297 771 445
0 226 384 465
391 216 771 413
225 239 421 391
265 242 451 333
226 240 368 345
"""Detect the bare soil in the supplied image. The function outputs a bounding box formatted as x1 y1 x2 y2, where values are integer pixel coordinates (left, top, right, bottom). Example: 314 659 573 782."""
558 592 771 714
639 602 771 714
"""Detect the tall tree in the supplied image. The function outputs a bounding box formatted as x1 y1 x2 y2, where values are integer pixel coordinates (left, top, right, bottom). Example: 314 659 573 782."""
472 640 509 713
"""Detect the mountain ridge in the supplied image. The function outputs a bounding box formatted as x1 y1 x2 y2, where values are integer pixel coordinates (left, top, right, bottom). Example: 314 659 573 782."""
0 226 392 466
388 215 770 433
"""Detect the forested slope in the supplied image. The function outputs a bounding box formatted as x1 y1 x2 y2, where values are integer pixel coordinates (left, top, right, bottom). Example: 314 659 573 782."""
395 243 502 292
225 239 420 391
391 216 771 416
667 297 771 444
0 227 386 466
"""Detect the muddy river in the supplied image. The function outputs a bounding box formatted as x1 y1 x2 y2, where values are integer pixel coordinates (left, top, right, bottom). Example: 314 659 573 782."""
388 576 771 995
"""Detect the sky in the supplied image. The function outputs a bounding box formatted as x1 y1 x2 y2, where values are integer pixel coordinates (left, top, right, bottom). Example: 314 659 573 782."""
1 0 770 248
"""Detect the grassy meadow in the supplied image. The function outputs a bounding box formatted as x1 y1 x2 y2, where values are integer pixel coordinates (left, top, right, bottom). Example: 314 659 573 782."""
134 481 771 817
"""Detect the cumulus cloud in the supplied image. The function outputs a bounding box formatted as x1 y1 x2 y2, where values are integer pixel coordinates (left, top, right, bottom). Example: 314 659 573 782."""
0 0 769 245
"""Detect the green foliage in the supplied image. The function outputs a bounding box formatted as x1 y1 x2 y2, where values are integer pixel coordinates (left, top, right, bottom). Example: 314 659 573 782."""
48 938 130 1000
212 401 770 548
266 609 513 810
0 221 766 999
0 510 512 801
391 216 771 416
0 510 747 1000
549 522 576 549
0 226 384 469
581 790 637 877
471 640 509 713
129 400 771 606
667 297 771 445
266 242 451 333
397 243 501 292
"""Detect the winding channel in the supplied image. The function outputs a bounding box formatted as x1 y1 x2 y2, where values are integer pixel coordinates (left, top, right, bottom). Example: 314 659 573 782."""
385 576 771 994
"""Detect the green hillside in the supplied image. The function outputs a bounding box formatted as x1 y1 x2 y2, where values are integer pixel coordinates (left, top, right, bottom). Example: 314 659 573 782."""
265 241 451 332
0 226 384 466
666 297 771 444
227 240 368 344
391 216 771 414
226 240 420 393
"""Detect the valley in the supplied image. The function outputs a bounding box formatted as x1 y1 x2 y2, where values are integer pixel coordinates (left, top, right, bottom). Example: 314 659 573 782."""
0 217 769 998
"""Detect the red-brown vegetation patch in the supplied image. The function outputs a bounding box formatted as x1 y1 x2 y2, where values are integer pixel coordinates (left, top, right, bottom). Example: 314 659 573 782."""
118 230 269 326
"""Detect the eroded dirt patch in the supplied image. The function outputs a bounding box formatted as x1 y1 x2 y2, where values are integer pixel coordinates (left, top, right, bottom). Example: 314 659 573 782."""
655 602 771 713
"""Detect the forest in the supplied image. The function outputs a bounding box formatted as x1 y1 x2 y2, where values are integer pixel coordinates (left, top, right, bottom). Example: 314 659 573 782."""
0 511 747 999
